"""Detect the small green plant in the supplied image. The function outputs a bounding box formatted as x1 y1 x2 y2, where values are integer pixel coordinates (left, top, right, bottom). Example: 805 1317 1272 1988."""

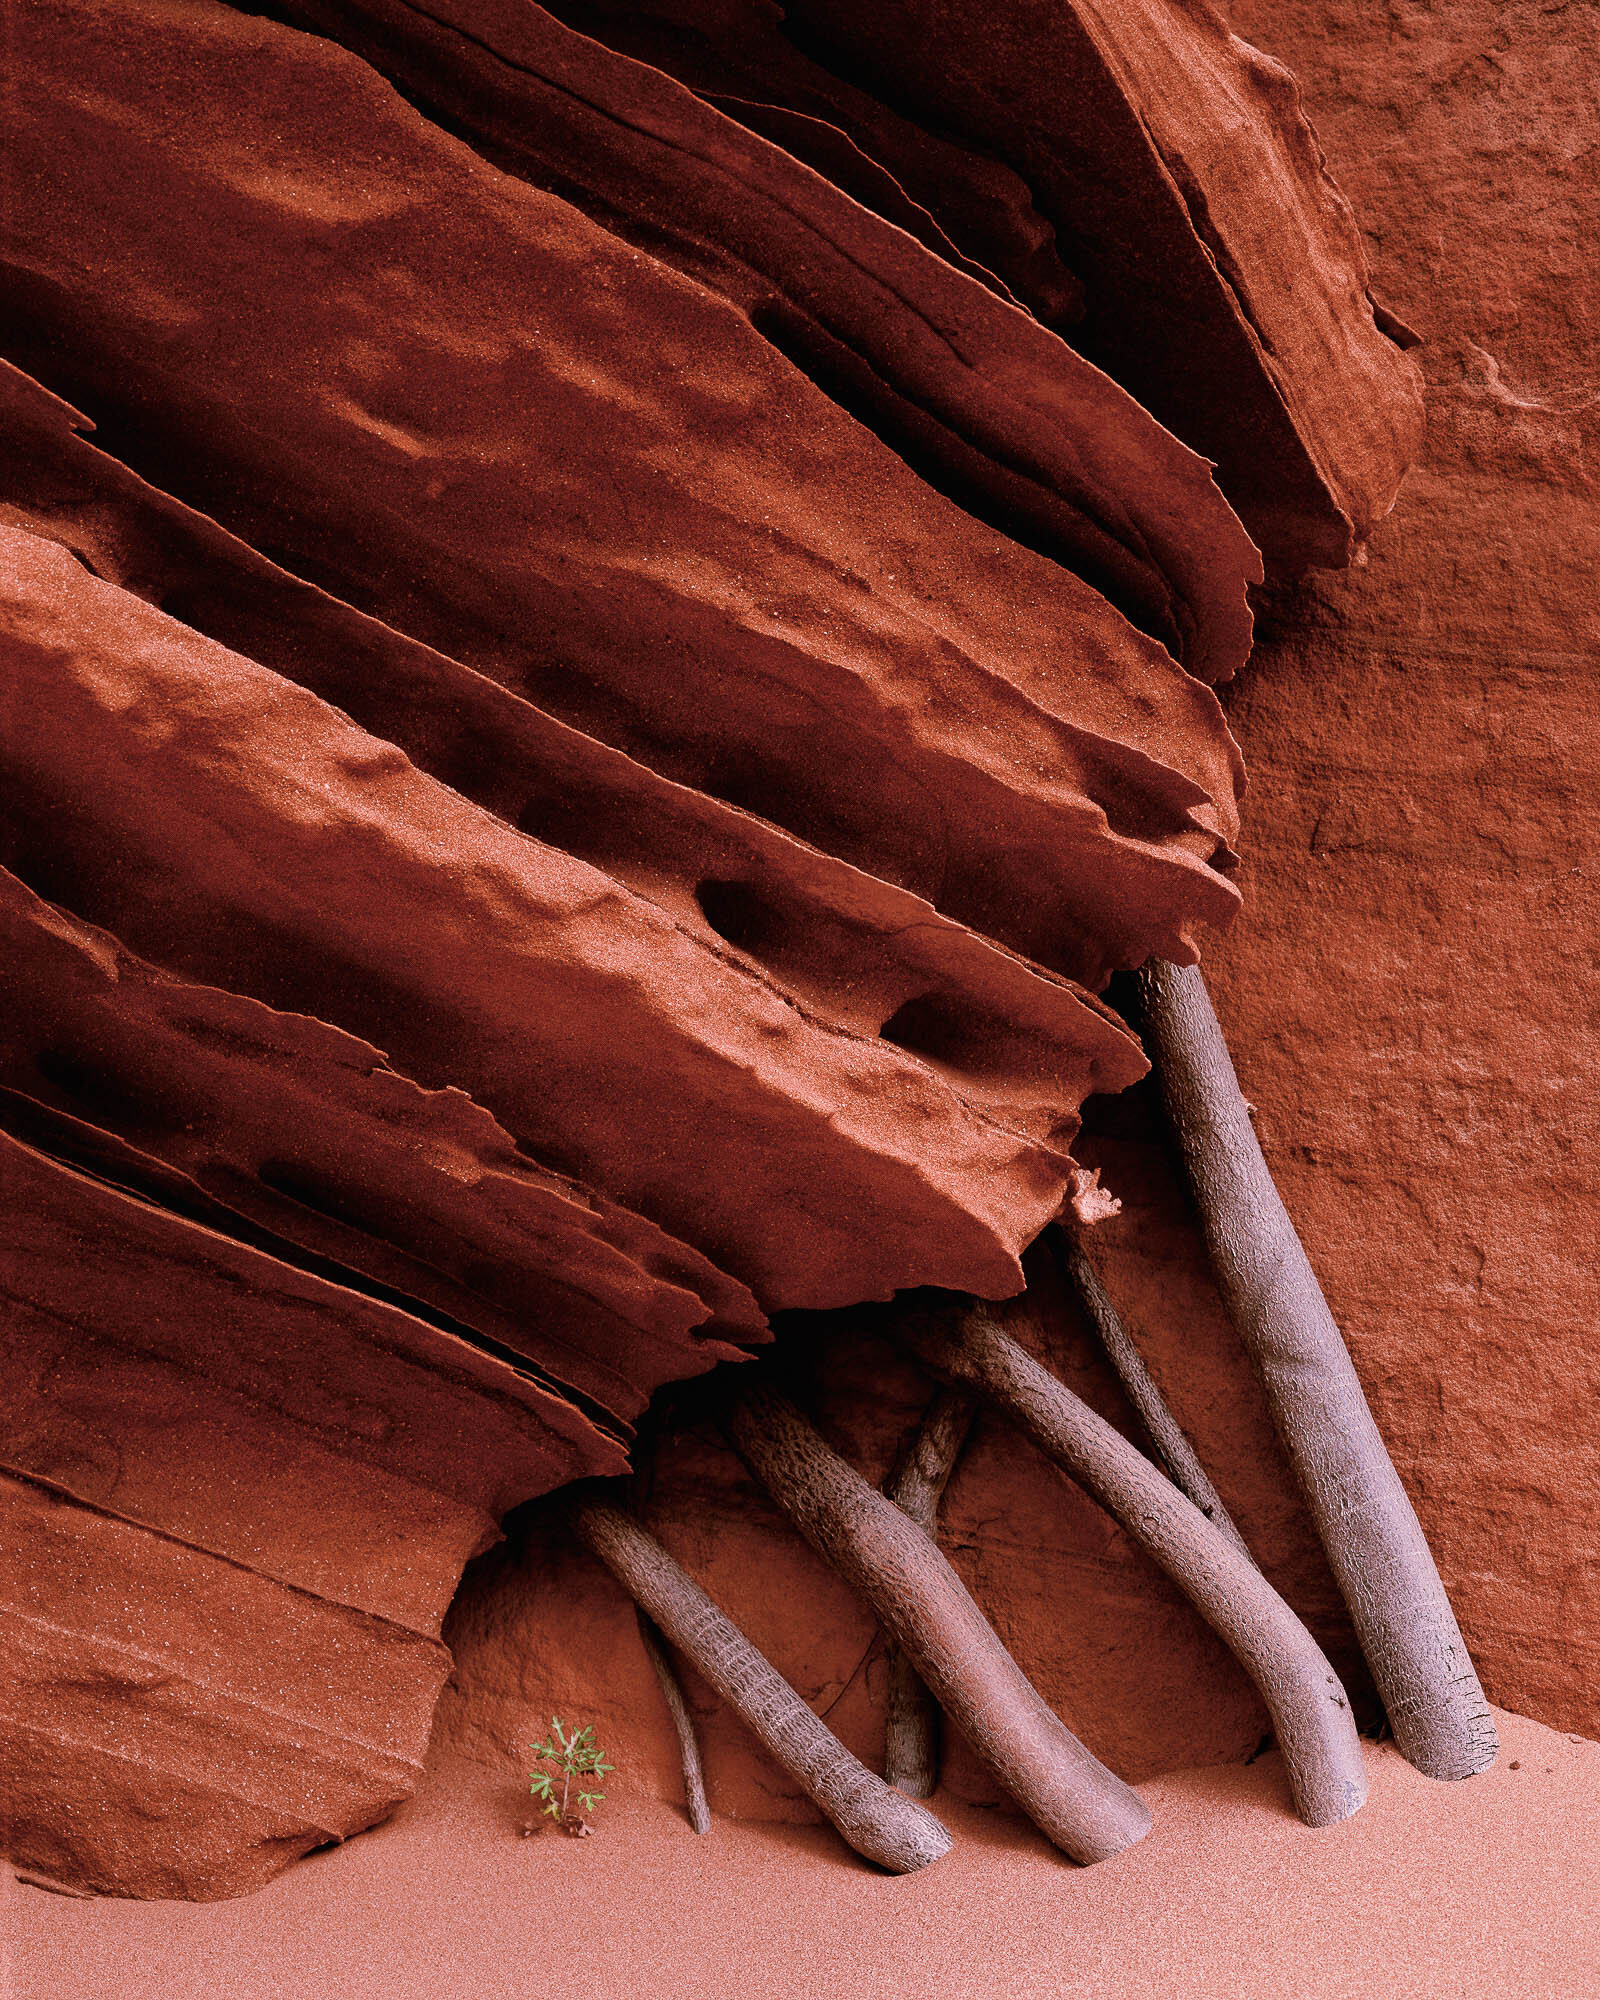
528 1717 613 1837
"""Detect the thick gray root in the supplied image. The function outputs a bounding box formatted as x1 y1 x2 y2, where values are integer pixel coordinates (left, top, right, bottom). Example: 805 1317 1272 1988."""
567 1497 950 1872
1138 959 1497 1782
728 1385 1152 1864
636 1609 711 1834
881 1388 977 1797
1051 1225 1255 1564
901 1304 1369 1828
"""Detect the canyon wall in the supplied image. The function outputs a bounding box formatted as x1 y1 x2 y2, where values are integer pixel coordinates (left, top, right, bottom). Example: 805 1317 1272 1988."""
0 0 1384 1894
3 0 1589 1895
441 0 1599 1820
1214 0 1599 1752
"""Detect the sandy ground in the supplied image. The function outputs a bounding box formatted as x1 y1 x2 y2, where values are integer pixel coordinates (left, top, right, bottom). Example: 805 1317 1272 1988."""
8 1707 1597 2000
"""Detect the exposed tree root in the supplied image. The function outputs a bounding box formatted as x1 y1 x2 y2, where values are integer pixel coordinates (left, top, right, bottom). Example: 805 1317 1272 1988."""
1050 1225 1255 1563
881 1388 978 1797
635 1609 712 1835
1136 960 1497 1782
727 1385 1152 1863
899 1302 1369 1828
565 1492 951 1872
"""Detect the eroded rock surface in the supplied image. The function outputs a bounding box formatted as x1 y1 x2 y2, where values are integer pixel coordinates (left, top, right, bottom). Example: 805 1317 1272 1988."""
0 0 1426 1897
3 0 1247 986
3 524 1127 1308
1 1127 623 1897
533 0 1423 565
1211 0 1600 1750
439 0 1596 1827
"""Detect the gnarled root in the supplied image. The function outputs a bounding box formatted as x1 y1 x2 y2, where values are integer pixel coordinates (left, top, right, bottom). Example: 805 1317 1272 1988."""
635 1610 711 1834
899 1303 1369 1828
565 1493 951 1872
882 1388 978 1797
1051 1226 1254 1563
727 1385 1152 1863
1137 960 1496 1782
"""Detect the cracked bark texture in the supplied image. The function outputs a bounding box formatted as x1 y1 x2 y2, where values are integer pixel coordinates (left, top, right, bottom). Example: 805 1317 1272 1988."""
900 1302 1368 1827
1136 960 1496 1780
567 1498 951 1872
1051 1225 1253 1562
881 1389 978 1797
728 1384 1153 1861
636 1612 712 1835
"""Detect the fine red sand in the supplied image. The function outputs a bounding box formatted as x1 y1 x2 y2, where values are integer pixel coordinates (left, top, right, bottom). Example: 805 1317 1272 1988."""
10 1706 1596 2000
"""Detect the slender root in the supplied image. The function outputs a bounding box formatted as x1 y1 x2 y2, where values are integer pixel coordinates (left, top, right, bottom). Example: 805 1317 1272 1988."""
1137 960 1496 1781
881 1388 978 1797
566 1492 951 1872
728 1384 1152 1863
1050 1224 1255 1563
635 1608 711 1834
899 1301 1369 1828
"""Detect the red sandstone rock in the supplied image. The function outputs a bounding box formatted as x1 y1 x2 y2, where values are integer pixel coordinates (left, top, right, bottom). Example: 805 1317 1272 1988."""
1 1131 621 1610
0 359 1148 1161
1 1474 445 1901
440 0 1597 1832
0 864 760 1424
0 0 1245 987
0 525 1129 1307
0 0 1465 1908
536 0 1089 328
1212 0 1600 1750
260 0 1262 686
579 0 1422 566
0 1127 627 1896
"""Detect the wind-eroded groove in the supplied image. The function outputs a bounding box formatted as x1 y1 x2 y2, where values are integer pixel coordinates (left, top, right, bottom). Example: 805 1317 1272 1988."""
220 0 1256 686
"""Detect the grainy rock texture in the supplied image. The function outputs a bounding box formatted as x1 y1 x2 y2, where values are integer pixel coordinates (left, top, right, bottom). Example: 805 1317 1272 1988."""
0 1127 625 1898
0 865 760 1419
1 524 1125 1310
551 0 1422 565
1 0 1248 988
1212 0 1600 1748
256 0 1265 688
5 0 1565 1905
439 0 1597 1814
